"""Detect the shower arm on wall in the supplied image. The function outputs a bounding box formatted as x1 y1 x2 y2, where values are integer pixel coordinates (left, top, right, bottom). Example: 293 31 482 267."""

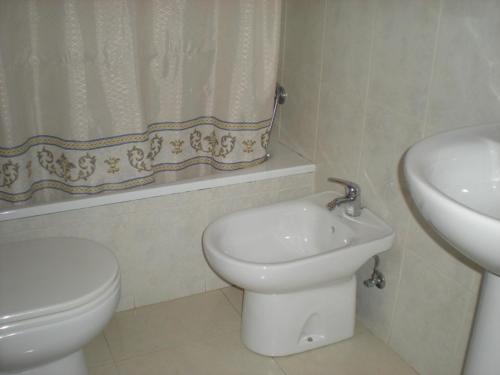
266 83 287 159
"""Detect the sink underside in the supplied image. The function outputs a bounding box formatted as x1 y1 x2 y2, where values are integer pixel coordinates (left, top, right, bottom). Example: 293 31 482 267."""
405 124 500 275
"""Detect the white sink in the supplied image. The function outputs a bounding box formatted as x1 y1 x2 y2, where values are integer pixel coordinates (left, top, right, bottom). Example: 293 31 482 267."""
405 124 500 274
404 124 500 375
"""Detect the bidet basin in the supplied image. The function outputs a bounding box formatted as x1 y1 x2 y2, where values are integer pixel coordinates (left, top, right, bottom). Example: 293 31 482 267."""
203 191 394 293
203 192 394 356
404 124 500 375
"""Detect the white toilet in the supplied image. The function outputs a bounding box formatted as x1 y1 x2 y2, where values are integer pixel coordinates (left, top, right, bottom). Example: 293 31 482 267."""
0 237 120 375
203 192 394 356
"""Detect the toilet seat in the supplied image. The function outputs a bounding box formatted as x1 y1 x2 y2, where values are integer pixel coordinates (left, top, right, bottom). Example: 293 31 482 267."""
0 237 119 325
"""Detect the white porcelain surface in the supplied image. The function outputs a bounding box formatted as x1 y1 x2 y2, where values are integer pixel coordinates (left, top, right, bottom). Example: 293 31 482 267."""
405 124 500 275
203 192 394 294
404 124 500 375
241 277 357 356
0 238 119 324
463 272 500 375
0 238 120 375
203 192 394 355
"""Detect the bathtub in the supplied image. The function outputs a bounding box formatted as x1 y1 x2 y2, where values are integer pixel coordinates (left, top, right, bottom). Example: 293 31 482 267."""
0 142 315 221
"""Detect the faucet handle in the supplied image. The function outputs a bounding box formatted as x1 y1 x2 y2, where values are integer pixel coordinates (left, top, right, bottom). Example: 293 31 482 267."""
327 177 360 198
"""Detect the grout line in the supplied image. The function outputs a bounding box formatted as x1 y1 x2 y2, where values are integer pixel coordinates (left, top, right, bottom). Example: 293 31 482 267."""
369 100 425 126
454 287 482 375
102 331 124 368
354 1 377 184
104 289 242 366
388 248 473 372
277 0 288 142
113 362 120 375
452 291 475 367
404 244 481 294
112 346 181 368
311 0 328 164
421 0 444 138
220 286 243 316
386 214 412 344
274 358 290 375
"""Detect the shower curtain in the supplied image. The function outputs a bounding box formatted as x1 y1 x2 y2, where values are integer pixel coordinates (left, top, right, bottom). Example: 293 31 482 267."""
0 0 281 203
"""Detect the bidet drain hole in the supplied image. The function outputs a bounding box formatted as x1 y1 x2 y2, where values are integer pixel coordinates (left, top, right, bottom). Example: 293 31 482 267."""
307 337 313 342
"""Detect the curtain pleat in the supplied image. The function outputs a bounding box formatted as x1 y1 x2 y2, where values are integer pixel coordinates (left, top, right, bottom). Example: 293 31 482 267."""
0 0 281 204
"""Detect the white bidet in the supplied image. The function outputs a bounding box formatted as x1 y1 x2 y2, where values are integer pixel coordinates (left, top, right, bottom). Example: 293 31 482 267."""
202 192 394 356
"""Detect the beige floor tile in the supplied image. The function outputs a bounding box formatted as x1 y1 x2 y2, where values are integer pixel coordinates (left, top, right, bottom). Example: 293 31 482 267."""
104 290 240 361
88 362 119 375
221 286 243 314
86 290 416 375
275 332 418 375
84 334 114 367
117 330 285 375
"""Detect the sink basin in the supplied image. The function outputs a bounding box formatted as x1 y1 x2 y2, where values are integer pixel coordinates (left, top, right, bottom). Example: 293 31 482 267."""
404 124 500 375
405 124 500 275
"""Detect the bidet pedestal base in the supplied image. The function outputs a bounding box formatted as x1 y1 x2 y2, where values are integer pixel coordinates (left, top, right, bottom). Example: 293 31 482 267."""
463 272 500 375
241 276 356 356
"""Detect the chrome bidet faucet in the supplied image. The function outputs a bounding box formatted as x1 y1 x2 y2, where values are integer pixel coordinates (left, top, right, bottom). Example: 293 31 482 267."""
326 177 362 217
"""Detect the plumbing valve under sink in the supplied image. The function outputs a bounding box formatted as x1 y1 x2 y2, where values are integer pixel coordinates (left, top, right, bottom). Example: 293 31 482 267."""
363 255 386 289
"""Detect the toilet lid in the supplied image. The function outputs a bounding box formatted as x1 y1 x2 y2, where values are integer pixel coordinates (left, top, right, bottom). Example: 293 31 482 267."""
0 237 119 324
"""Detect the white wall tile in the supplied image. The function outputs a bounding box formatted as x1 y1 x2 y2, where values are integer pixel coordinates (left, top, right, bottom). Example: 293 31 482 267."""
358 103 421 240
389 251 473 375
0 174 313 311
356 245 404 342
405 213 482 293
279 0 496 373
279 0 326 160
427 0 500 134
321 0 375 99
125 204 208 307
315 88 366 191
369 0 441 120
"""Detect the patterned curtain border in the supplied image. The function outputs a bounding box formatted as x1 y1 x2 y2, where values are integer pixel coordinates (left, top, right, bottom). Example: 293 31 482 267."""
0 116 271 157
0 155 267 203
0 116 273 203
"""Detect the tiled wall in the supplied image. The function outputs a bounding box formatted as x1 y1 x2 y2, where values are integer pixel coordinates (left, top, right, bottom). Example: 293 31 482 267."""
278 0 500 373
0 173 313 311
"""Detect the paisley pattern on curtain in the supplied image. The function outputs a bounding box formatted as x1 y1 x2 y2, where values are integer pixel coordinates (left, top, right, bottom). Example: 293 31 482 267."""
0 0 281 203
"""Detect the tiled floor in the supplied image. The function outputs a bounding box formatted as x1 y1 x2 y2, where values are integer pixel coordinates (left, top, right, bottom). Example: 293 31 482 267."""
84 287 418 375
